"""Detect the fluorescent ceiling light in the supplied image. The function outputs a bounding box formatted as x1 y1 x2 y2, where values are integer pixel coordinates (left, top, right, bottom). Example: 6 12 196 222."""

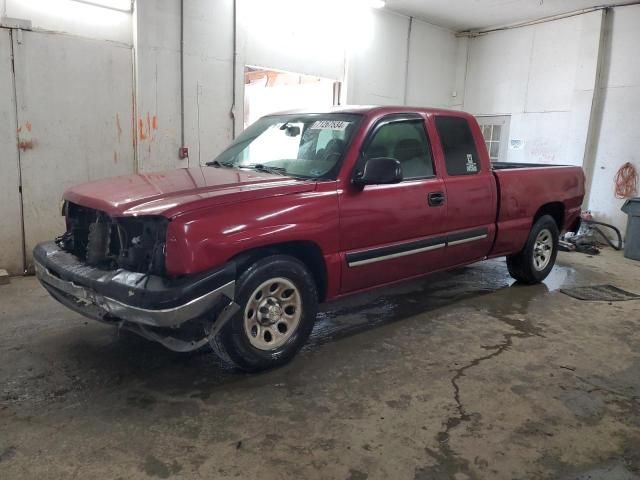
369 0 386 8
70 0 132 12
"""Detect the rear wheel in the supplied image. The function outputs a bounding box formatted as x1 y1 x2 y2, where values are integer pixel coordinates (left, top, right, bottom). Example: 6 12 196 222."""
507 215 559 284
210 255 318 372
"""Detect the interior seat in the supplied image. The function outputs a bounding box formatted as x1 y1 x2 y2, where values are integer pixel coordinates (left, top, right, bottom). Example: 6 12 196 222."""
365 145 389 160
321 138 346 162
393 138 432 178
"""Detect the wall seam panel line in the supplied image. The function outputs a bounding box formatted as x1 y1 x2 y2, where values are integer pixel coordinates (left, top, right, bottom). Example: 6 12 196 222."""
0 25 132 48
403 16 413 105
131 43 138 173
462 38 470 110
582 8 610 208
523 28 536 112
179 0 185 151
8 28 26 273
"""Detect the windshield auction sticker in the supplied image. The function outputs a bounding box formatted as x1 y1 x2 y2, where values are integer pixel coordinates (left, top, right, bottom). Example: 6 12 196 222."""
310 120 350 131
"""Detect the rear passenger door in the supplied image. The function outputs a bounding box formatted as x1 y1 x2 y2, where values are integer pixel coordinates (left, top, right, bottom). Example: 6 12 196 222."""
339 115 448 293
432 115 497 266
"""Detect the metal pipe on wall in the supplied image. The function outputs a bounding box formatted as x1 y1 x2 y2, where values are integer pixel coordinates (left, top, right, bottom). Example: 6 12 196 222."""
403 16 413 105
9 29 28 273
582 8 612 209
458 1 640 36
231 0 237 139
179 0 186 158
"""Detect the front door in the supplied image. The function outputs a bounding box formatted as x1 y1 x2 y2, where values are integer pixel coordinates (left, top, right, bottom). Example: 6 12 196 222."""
339 115 448 293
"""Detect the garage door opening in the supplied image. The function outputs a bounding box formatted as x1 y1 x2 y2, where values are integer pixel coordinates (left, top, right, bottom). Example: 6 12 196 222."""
244 66 340 129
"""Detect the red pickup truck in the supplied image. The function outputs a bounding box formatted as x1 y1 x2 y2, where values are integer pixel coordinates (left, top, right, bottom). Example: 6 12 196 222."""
34 106 584 371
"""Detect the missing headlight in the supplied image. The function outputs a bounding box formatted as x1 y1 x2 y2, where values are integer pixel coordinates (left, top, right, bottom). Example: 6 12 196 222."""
114 216 168 275
58 202 167 275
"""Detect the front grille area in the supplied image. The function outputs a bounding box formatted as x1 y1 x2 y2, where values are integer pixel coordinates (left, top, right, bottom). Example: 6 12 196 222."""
56 202 167 275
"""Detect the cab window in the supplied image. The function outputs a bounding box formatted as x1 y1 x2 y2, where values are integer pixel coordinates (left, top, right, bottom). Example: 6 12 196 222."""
361 120 434 180
435 116 481 176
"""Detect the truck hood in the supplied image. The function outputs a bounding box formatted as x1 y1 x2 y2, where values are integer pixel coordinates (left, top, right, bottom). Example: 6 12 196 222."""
63 167 317 218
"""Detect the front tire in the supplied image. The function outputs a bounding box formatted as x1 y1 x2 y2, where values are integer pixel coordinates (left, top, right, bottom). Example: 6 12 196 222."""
507 215 559 284
210 255 318 372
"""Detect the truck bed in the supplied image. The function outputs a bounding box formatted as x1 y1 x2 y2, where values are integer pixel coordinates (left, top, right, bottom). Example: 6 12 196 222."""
490 164 585 257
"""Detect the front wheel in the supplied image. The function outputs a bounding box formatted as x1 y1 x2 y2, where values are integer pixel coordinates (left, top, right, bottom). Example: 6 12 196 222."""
210 255 318 372
507 215 559 284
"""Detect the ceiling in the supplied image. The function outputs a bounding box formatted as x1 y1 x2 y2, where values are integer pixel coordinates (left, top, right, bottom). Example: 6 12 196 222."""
385 0 626 31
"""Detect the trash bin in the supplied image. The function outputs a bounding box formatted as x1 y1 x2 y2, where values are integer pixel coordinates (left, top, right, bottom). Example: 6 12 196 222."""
621 197 640 260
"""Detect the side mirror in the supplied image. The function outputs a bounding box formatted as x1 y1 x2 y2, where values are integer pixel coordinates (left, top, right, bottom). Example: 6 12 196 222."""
353 157 403 186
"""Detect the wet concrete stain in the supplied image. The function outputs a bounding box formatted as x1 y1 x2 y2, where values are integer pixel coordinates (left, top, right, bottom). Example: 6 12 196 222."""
0 446 17 463
141 455 182 478
1 252 640 478
347 469 368 480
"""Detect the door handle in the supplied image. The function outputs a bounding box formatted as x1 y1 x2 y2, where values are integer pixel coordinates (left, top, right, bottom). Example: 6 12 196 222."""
428 192 445 207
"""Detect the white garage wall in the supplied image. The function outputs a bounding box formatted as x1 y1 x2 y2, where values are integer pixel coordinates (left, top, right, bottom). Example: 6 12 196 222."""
2 0 131 44
405 19 457 108
346 9 410 105
0 0 134 273
238 2 458 141
134 0 236 171
463 11 603 166
2 0 458 178
239 0 346 81
133 0 184 172
183 0 234 166
347 10 458 107
587 5 640 237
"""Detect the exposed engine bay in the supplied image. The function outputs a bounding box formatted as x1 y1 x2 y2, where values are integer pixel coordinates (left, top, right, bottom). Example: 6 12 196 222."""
55 202 167 275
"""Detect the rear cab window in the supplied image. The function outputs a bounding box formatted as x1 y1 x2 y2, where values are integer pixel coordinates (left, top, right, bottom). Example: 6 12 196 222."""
434 116 481 176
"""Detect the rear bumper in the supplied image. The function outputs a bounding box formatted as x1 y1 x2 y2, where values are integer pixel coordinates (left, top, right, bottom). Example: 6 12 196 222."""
34 242 236 329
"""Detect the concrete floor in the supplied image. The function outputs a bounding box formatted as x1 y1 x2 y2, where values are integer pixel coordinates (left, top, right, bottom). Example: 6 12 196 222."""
1 250 639 480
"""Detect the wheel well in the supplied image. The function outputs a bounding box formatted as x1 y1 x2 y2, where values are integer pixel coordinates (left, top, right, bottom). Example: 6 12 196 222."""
534 202 565 230
231 241 328 302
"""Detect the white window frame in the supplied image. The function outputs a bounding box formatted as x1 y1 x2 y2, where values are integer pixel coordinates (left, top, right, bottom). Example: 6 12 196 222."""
475 115 511 163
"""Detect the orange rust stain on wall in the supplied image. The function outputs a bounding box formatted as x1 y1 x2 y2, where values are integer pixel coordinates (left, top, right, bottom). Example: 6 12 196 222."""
138 118 147 140
25 121 32 133
137 112 158 143
18 140 34 151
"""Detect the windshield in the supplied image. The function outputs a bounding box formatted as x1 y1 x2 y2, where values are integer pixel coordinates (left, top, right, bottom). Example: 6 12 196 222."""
209 114 361 179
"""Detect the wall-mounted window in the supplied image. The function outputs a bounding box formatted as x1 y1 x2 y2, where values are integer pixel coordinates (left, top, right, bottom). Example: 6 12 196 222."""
475 115 510 163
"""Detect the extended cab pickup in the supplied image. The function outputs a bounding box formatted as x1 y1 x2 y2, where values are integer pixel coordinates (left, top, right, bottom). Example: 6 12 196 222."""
34 106 584 370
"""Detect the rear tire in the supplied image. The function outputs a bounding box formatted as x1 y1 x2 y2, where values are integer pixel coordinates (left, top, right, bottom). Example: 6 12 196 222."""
210 255 318 372
507 215 559 284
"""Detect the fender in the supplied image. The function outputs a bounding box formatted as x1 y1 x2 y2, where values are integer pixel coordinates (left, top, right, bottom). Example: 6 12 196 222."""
165 187 340 276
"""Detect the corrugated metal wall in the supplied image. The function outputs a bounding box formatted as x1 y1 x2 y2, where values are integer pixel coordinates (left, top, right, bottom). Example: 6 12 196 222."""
0 28 135 273
13 31 135 269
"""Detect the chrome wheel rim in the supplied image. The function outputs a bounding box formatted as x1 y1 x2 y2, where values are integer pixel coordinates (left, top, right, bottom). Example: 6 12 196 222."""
533 228 553 271
243 277 302 351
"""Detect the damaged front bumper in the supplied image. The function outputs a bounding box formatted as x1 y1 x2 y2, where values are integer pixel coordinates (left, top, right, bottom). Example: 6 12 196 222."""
33 242 239 352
